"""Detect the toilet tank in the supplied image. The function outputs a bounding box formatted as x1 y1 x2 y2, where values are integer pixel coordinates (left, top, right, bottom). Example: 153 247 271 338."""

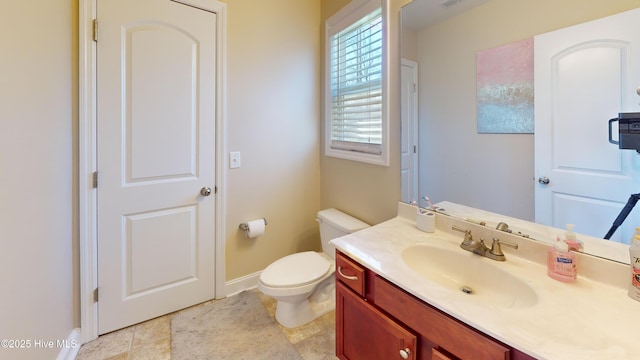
317 208 369 259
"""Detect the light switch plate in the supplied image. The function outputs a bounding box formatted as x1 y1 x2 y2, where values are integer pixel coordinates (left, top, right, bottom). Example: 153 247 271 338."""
229 151 241 169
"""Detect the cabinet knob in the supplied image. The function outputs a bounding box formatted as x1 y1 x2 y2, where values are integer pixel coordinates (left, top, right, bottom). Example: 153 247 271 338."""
399 348 411 359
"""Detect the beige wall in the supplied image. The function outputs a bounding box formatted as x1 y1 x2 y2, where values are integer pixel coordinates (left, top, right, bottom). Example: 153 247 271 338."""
320 0 412 226
0 2 76 359
224 0 322 280
226 0 415 280
401 25 418 61
411 0 640 221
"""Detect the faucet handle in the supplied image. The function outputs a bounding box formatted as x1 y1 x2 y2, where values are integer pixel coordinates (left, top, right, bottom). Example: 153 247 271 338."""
451 226 473 244
496 222 512 233
490 237 518 256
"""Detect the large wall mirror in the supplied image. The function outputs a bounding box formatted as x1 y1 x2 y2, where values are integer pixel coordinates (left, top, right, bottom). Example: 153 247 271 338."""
400 0 640 263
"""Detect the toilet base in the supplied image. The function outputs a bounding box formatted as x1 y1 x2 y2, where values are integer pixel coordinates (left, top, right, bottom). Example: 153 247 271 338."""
274 288 335 328
271 277 336 328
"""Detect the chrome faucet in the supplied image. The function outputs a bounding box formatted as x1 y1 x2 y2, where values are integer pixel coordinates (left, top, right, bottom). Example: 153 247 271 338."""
451 226 518 261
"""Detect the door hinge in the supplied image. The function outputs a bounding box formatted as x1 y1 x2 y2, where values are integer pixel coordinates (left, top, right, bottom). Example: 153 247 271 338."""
413 145 417 154
92 171 98 188
93 288 99 302
93 19 98 42
215 186 218 194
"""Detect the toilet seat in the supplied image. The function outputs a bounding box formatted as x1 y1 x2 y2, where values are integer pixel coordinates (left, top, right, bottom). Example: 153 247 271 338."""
260 251 330 288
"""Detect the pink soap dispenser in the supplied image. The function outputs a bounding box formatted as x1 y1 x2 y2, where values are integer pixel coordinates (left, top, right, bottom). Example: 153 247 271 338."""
563 224 583 251
547 237 577 283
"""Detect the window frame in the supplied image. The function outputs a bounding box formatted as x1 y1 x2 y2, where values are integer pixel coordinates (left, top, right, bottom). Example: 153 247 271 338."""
324 0 389 166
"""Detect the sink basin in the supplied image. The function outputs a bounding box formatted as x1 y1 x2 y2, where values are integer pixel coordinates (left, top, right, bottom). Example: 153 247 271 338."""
401 243 538 309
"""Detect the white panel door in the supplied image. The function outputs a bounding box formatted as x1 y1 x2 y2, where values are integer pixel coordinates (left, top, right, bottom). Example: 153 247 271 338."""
97 0 217 334
401 59 419 204
535 8 640 243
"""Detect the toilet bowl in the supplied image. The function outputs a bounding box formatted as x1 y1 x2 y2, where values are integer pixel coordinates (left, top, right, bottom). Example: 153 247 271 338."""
258 209 369 328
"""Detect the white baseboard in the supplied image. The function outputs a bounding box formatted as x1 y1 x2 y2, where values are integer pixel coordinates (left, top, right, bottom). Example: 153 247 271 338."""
224 271 261 297
56 328 81 360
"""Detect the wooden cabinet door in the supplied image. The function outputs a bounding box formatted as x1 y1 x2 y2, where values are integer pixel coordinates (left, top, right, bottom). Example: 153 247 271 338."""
336 281 417 360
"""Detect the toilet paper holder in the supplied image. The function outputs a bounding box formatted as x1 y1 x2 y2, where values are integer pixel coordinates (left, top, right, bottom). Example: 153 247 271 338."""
239 218 268 232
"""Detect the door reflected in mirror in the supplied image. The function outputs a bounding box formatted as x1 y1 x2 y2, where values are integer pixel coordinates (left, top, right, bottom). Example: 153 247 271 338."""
400 0 640 263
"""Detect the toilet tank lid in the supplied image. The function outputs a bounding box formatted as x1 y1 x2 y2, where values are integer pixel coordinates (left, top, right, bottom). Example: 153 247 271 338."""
317 208 369 233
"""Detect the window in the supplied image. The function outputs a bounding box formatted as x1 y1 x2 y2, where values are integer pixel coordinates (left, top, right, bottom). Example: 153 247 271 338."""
325 1 388 166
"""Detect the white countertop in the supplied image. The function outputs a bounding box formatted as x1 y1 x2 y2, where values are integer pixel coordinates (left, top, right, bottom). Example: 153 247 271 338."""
331 205 640 360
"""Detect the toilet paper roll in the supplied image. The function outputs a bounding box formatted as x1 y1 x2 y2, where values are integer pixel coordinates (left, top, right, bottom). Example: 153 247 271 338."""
245 219 266 238
416 210 435 233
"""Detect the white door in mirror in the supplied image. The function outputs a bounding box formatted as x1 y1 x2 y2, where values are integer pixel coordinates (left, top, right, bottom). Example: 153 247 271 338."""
535 8 640 244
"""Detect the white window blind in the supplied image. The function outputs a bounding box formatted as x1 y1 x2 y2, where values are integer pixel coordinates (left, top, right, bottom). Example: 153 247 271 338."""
329 8 382 155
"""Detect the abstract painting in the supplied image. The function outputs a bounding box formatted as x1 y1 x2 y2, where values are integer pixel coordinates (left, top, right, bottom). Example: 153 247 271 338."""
476 37 534 133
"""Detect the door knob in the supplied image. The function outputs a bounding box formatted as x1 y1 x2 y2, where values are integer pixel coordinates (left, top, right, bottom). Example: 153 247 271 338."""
538 177 550 185
200 187 212 196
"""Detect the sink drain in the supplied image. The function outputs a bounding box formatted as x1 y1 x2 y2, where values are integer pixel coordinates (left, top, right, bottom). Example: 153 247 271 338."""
460 286 474 295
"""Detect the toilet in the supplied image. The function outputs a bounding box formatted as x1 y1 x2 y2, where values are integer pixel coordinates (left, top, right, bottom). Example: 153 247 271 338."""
258 208 369 328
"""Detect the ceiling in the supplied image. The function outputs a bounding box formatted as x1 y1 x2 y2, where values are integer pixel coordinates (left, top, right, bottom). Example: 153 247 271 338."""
401 0 491 30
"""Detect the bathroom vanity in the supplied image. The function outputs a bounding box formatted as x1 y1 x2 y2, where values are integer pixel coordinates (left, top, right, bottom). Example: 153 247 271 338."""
331 202 640 360
336 251 532 360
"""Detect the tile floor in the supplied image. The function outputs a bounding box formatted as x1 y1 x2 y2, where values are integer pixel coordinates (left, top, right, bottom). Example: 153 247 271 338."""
76 290 337 360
